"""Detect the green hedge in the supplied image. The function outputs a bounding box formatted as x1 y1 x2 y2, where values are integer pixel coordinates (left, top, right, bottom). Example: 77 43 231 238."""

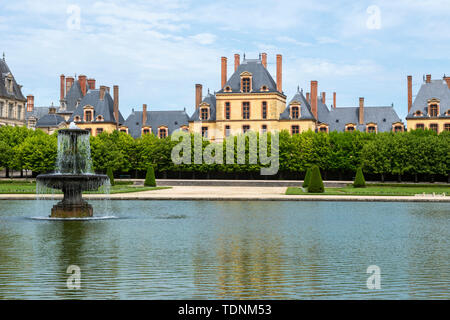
308 165 324 193
144 166 156 187
353 167 366 188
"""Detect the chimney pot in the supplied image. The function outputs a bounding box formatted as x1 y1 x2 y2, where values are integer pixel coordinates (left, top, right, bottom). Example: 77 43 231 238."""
66 77 74 94
99 85 106 100
87 78 96 90
276 54 282 92
78 75 87 96
261 53 267 68
221 57 227 88
195 84 202 109
359 97 364 125
60 74 65 102
143 104 147 126
27 95 34 112
321 92 326 104
234 54 240 72
426 74 431 83
310 81 318 120
407 75 413 113
333 92 336 109
113 85 119 127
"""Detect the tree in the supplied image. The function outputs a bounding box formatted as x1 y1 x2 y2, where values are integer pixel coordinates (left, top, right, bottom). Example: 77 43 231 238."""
15 132 57 174
361 133 391 182
106 167 115 186
308 165 324 193
353 167 366 188
144 165 156 187
302 167 312 188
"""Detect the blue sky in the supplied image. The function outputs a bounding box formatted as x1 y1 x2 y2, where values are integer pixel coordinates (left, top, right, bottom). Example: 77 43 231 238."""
1 0 449 120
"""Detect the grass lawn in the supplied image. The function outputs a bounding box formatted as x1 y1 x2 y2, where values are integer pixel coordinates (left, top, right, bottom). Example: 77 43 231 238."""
0 180 170 194
286 185 450 196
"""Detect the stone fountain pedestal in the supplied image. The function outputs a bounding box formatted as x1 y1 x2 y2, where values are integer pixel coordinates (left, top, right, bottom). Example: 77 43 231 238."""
51 203 93 218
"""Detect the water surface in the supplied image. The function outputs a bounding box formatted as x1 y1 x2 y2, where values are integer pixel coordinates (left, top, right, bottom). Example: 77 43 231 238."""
0 200 448 299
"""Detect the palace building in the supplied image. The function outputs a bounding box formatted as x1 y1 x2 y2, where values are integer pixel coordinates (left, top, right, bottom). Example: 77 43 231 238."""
406 74 450 133
188 53 404 141
0 54 28 127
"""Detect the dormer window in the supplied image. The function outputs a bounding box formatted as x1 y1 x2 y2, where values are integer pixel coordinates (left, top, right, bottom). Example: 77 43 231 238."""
242 78 250 92
429 104 438 117
200 107 209 120
74 116 81 122
260 85 268 92
291 105 300 119
96 115 104 122
142 127 151 135
5 75 13 93
158 127 168 138
415 111 422 116
83 105 94 122
224 86 232 92
345 124 356 132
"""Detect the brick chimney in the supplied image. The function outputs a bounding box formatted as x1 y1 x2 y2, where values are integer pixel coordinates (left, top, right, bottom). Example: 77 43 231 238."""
333 92 336 109
321 92 326 104
261 53 267 68
195 84 202 109
78 75 87 96
87 78 96 90
142 104 147 126
444 75 450 89
60 74 65 101
66 77 74 94
26 95 34 112
306 92 310 103
99 85 106 100
359 97 364 125
113 85 119 127
221 57 227 88
426 74 431 83
407 75 412 113
234 54 240 72
310 81 318 119
276 54 282 92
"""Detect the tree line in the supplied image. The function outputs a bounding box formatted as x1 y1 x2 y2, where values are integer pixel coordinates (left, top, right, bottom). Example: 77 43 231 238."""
0 125 448 182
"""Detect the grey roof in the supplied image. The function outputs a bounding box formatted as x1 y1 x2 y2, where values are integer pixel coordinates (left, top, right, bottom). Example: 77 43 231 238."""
189 93 216 121
280 90 316 120
36 114 65 128
123 109 189 138
0 58 26 101
407 79 450 118
63 80 88 112
25 106 50 120
217 58 280 94
320 106 402 132
68 89 125 124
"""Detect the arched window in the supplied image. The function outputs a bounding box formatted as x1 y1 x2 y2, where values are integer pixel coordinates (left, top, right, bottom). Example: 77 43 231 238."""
74 116 81 122
96 115 104 122
415 111 422 116
158 127 168 138
142 127 151 135
367 126 376 133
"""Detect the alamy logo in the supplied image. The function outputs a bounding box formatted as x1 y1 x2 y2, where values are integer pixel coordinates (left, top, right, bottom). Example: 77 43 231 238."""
366 5 381 30
366 265 381 289
66 265 81 290
67 5 81 30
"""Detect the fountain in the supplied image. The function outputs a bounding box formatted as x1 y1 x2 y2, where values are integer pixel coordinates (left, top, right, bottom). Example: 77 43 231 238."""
36 123 109 218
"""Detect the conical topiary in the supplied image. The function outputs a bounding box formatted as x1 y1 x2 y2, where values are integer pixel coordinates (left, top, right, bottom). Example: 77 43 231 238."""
308 165 324 193
353 167 366 188
106 167 115 186
144 165 156 187
302 167 312 188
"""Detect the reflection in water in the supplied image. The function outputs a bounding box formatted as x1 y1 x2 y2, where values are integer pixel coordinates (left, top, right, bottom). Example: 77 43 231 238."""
0 200 448 299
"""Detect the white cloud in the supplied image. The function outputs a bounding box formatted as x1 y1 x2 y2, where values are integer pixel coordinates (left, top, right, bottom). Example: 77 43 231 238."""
189 33 217 45
276 36 312 47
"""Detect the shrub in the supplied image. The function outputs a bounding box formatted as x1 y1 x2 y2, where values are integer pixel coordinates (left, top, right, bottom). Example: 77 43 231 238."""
144 165 156 187
106 167 115 186
302 167 312 188
308 165 324 193
353 167 366 188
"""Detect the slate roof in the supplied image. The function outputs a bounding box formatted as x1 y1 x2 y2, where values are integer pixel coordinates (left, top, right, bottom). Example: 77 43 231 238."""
189 93 216 122
36 113 65 128
63 80 88 112
0 58 26 101
406 79 450 118
216 58 280 94
123 109 189 138
68 89 125 124
25 106 50 120
280 90 316 120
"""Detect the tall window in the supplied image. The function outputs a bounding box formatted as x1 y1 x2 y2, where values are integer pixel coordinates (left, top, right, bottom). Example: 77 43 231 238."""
242 102 250 120
291 125 299 135
262 102 267 119
96 128 103 135
200 107 209 120
225 125 231 137
444 124 450 131
367 126 376 133
0 102 3 117
429 104 438 117
8 103 14 119
225 102 230 120
291 106 299 119
242 78 250 92
430 123 438 133
159 128 168 138
416 124 424 130
261 124 267 133
85 110 92 122
242 125 250 133
17 106 22 120
201 126 208 138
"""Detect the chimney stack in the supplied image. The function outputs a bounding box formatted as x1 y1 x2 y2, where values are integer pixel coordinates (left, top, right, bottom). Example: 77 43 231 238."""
66 77 74 94
195 84 202 109
221 57 227 88
143 104 147 126
87 78 96 90
407 75 412 113
113 85 119 127
426 74 431 83
310 81 318 119
276 54 282 92
60 74 65 101
444 75 450 89
321 92 326 104
234 54 240 72
333 92 336 109
27 95 34 112
78 75 87 96
306 92 310 103
99 85 106 100
359 97 364 125
261 53 267 68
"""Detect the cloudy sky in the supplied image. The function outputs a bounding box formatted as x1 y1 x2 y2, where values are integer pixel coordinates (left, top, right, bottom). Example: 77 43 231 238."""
1 0 449 119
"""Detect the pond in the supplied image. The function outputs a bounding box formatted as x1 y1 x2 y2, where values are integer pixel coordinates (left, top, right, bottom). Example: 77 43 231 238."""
0 200 448 299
